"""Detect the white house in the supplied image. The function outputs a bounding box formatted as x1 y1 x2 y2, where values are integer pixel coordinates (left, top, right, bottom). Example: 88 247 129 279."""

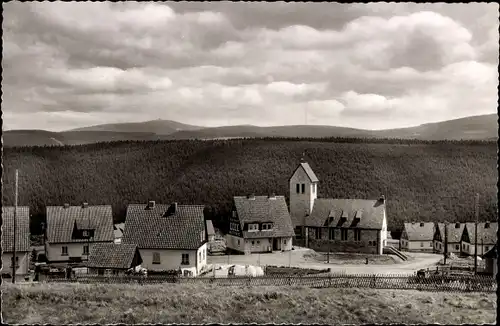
123 201 208 277
1 206 31 280
460 222 498 256
113 223 125 244
400 222 435 252
226 194 295 254
289 161 388 255
45 203 115 264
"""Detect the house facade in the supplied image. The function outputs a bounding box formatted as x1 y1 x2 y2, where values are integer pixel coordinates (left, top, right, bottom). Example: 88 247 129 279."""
290 161 388 255
400 222 435 252
87 243 142 276
113 223 125 244
1 206 31 279
482 245 497 278
123 201 208 276
460 222 498 256
45 203 115 264
433 222 465 254
226 194 295 254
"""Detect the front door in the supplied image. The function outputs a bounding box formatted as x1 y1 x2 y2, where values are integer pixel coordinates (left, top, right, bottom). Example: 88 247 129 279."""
273 238 281 251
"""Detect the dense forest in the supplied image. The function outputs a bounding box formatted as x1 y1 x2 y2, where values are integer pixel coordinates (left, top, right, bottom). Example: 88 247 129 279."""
2 137 497 235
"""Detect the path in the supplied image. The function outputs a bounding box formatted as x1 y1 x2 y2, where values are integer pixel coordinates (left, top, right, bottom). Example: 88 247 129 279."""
208 248 443 275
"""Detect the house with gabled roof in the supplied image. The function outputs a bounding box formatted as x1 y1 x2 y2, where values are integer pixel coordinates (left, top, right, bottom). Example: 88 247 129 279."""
482 245 497 277
123 201 207 276
1 206 31 279
45 203 114 264
433 222 466 254
226 194 295 254
289 161 388 255
400 222 435 252
460 222 498 256
87 243 142 276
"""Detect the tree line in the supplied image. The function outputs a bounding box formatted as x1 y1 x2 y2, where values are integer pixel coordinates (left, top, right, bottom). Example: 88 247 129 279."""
2 138 497 235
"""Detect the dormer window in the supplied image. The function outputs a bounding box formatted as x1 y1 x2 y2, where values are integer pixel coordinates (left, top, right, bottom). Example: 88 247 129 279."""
248 223 259 232
262 223 273 231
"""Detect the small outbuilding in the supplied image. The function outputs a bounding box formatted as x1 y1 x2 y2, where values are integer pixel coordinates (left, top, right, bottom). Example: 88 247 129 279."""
482 244 497 278
87 243 142 276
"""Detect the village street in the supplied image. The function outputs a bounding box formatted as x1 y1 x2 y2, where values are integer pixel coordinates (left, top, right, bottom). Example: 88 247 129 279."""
208 247 444 275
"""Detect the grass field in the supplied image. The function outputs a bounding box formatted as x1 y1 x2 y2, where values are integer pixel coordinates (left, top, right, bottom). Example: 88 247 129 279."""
2 282 496 324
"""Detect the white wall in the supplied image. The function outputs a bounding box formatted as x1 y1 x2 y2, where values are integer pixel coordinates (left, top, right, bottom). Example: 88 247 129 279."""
1 251 29 275
139 244 207 276
46 242 110 262
281 237 293 251
244 238 272 253
289 166 317 226
226 234 245 252
381 212 388 247
461 241 495 256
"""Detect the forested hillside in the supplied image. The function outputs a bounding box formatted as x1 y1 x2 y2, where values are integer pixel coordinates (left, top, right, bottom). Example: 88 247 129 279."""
2 138 497 234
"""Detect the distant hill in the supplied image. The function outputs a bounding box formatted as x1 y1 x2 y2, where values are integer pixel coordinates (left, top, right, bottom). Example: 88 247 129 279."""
69 119 203 135
3 114 497 147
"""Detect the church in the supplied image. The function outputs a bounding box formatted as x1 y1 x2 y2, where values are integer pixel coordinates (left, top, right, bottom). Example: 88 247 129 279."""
289 161 388 255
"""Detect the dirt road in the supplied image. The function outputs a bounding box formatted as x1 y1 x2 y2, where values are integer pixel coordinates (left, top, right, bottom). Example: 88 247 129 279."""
208 248 443 275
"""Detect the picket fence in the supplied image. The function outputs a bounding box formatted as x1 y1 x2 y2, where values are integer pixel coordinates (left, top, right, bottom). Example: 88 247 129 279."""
46 273 497 292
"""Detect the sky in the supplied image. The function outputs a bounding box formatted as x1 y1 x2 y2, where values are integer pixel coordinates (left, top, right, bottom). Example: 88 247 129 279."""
2 2 499 131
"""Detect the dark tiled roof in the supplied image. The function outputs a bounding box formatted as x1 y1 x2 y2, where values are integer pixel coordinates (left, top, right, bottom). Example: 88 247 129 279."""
46 205 114 243
464 222 498 244
299 162 319 182
87 243 140 269
307 198 385 229
206 220 215 236
234 196 295 238
482 244 497 259
1 206 30 252
403 222 435 241
123 204 205 249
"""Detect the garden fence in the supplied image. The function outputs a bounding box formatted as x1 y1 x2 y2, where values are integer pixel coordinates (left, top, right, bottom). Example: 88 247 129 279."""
46 273 496 292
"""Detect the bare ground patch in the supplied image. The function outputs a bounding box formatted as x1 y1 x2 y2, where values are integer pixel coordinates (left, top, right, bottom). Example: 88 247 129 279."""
304 251 399 265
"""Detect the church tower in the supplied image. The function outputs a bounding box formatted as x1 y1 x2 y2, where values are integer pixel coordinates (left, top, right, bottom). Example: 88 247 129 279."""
289 159 319 231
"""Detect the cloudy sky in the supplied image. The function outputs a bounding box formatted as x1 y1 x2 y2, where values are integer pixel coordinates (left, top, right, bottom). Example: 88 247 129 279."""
3 2 498 131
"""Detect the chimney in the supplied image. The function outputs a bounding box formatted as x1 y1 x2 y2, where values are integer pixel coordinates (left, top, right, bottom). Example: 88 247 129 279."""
379 195 385 203
247 194 255 200
268 193 276 200
82 202 89 209
63 203 70 209
147 201 155 209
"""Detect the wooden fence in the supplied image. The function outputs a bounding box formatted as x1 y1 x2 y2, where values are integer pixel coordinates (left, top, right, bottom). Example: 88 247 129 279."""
46 273 496 292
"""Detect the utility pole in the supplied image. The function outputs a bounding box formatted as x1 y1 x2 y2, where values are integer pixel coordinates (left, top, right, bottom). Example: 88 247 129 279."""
443 221 448 265
474 193 479 274
12 169 19 284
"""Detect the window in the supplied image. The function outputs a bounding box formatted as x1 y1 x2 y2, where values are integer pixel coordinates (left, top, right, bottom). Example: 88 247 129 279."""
315 228 321 239
420 242 424 247
82 230 89 237
429 242 432 247
419 223 424 227
312 184 315 194
284 239 287 245
485 246 489 252
248 224 259 232
181 253 189 265
262 223 272 230
455 223 460 228
341 229 348 241
83 245 89 255
455 244 459 250
329 228 335 240
232 211 236 218
237 239 240 246
296 184 300 194
485 223 490 229
199 252 201 262
153 252 161 264
257 240 260 244
301 183 305 194
98 269 104 275
61 246 68 256
354 230 361 242
252 241 255 245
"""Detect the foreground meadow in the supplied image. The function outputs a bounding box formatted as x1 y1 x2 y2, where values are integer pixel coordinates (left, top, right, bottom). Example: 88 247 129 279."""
2 282 496 324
